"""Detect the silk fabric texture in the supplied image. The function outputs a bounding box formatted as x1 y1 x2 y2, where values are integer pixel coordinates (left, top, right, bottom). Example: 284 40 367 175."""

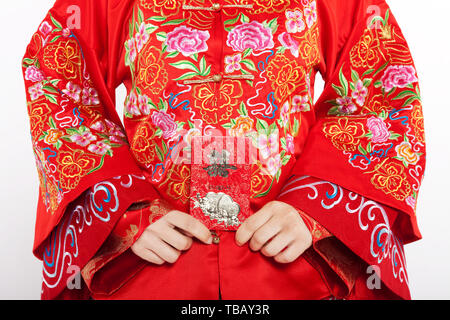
22 0 425 300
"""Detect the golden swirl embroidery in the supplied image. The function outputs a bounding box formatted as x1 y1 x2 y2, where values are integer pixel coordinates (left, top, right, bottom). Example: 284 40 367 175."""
131 121 157 166
136 45 169 95
367 159 411 201
350 28 385 69
193 80 243 124
323 117 366 152
266 54 306 104
43 39 82 80
57 149 99 190
243 0 290 14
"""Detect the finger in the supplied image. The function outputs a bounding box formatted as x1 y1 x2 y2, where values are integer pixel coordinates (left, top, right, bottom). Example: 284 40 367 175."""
235 206 273 246
274 240 309 264
166 211 212 244
132 245 165 265
143 231 182 264
260 231 295 257
248 216 283 251
157 225 193 251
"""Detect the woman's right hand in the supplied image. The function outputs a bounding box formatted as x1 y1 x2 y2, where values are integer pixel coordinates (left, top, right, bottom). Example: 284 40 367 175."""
131 210 213 265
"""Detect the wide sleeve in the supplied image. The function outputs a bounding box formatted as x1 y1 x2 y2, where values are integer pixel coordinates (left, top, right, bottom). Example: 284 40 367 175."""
22 0 161 299
278 0 425 300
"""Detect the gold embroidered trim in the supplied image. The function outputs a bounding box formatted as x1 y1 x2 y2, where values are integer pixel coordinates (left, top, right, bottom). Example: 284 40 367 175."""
182 4 254 11
182 74 255 84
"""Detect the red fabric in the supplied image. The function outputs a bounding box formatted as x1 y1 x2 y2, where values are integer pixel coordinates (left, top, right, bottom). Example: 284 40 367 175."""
22 0 425 300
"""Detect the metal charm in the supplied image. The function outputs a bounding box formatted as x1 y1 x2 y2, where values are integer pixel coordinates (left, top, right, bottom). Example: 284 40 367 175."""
193 192 241 226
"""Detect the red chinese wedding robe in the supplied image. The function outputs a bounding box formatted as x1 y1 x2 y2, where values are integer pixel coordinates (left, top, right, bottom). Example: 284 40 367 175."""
22 0 426 300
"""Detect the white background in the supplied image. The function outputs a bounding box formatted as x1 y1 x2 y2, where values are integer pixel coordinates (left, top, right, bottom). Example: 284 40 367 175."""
0 0 449 300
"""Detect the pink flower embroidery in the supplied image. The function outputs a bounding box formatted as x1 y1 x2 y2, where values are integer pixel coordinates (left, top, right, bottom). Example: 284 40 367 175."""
292 95 311 112
70 131 97 147
39 21 53 36
278 32 299 58
135 22 150 52
224 54 242 73
138 94 151 115
304 1 318 28
336 97 357 115
352 80 369 106
267 154 282 176
286 134 295 154
151 111 178 139
285 10 306 33
126 38 137 63
280 101 290 127
88 142 111 155
62 28 71 38
25 66 45 82
28 83 44 101
82 87 100 105
366 116 390 143
381 65 418 92
125 91 140 116
62 82 82 102
166 25 210 57
258 132 279 160
227 21 274 52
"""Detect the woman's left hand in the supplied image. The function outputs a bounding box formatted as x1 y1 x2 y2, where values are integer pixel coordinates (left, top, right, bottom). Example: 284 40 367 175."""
235 201 313 263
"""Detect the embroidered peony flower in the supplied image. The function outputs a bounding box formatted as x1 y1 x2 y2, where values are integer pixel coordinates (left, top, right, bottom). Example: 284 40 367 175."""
367 116 390 143
70 130 97 147
224 54 242 73
352 80 369 106
39 21 53 36
82 87 100 105
396 141 420 165
227 21 274 52
44 128 63 145
286 134 295 154
229 116 254 137
304 1 318 28
267 154 282 176
381 65 418 92
138 94 151 115
165 25 210 57
336 96 357 115
278 32 299 58
88 141 111 155
135 22 150 52
28 83 44 101
292 95 311 112
62 81 82 102
285 10 306 33
25 66 45 82
151 110 178 139
258 132 279 160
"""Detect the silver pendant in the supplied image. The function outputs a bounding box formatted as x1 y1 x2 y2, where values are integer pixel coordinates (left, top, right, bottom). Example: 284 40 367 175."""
193 192 241 226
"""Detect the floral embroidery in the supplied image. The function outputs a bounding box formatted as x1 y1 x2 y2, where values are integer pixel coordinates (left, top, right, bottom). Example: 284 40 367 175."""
227 21 275 52
165 25 210 57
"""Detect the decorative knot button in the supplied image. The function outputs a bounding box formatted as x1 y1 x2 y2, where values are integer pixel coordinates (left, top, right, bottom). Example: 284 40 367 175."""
212 74 222 82
212 3 222 11
212 236 220 244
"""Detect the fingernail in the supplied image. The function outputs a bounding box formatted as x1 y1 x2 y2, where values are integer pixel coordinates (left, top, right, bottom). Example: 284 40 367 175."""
207 237 213 244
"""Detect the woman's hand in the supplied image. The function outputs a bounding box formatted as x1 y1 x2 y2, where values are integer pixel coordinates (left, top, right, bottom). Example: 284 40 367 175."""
131 210 212 265
235 201 312 263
